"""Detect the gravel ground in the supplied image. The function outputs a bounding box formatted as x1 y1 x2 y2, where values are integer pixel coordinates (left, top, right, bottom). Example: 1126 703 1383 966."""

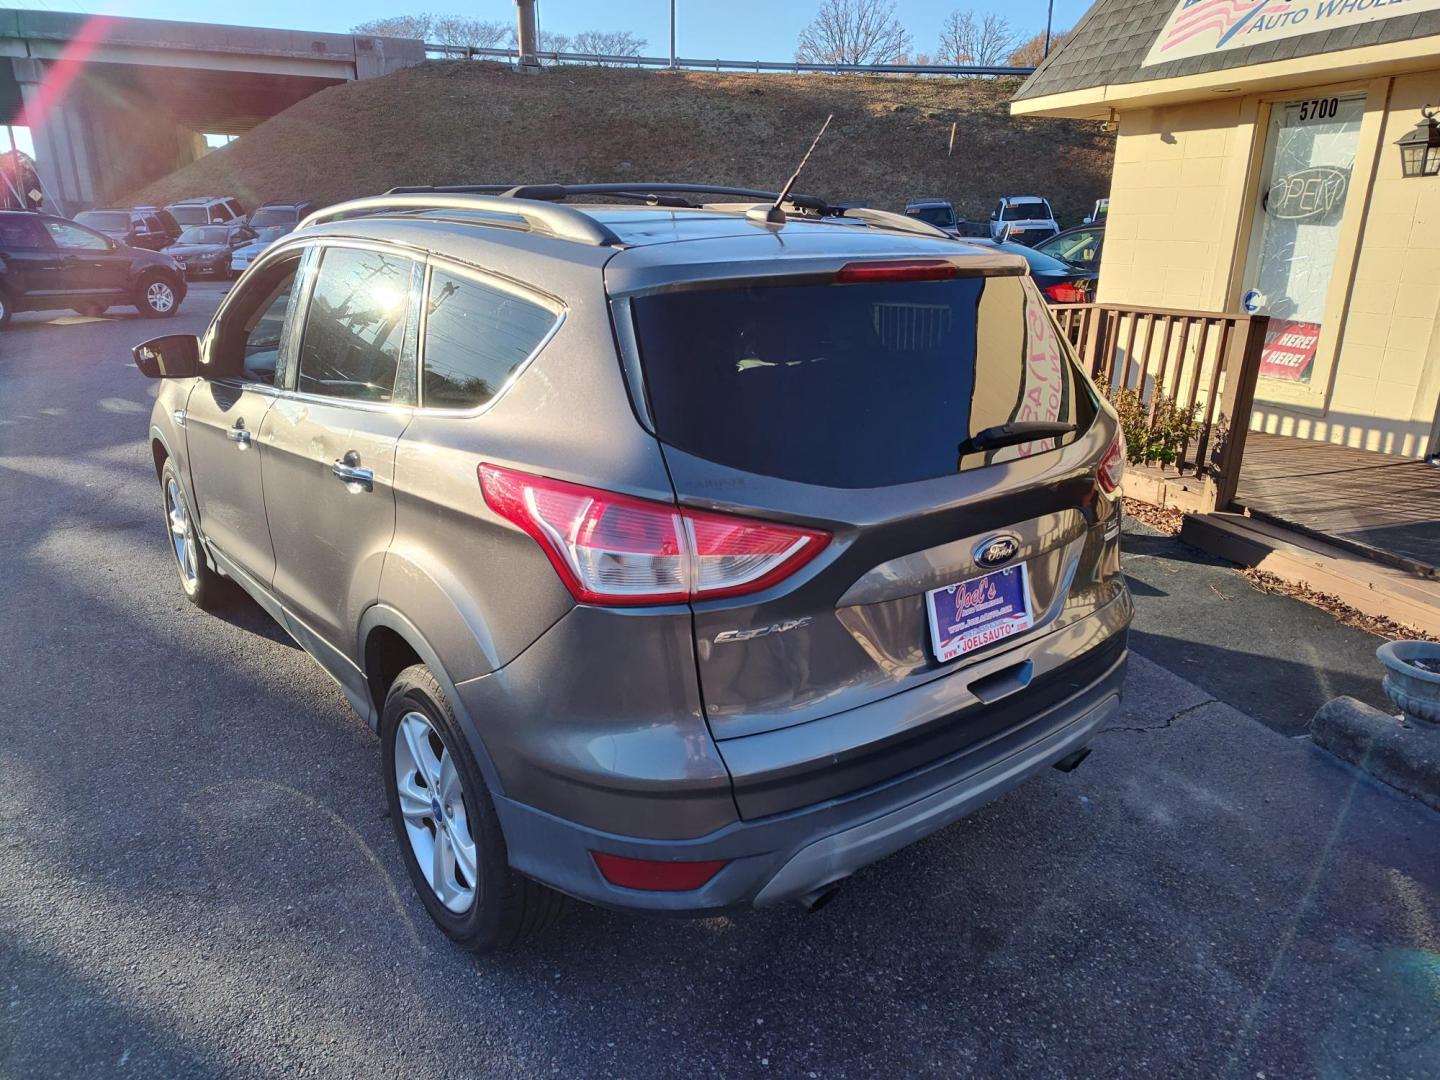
1 293 1436 1078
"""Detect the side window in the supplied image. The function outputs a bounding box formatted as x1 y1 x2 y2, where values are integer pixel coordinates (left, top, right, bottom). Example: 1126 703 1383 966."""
213 255 301 386
143 214 164 233
45 221 109 251
0 217 52 250
295 246 415 403
421 269 556 410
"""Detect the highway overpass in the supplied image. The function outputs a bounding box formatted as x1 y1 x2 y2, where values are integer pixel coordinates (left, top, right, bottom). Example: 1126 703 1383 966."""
0 9 424 211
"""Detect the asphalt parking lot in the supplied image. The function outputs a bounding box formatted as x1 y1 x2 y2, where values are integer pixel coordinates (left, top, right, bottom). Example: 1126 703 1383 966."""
1 288 1437 1079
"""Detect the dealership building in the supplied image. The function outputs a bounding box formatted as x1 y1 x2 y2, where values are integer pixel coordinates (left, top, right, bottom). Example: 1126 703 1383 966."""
1013 0 1440 462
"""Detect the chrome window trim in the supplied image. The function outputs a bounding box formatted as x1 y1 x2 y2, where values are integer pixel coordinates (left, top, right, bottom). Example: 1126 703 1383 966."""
410 254 567 418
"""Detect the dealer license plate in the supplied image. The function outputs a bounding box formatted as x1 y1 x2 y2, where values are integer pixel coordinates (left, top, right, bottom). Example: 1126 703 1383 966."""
925 565 1033 663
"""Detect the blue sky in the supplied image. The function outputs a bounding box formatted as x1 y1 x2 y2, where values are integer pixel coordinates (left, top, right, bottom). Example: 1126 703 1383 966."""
9 0 1093 59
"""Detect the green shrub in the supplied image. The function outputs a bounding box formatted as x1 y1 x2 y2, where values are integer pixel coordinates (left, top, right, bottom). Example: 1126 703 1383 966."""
1095 377 1202 468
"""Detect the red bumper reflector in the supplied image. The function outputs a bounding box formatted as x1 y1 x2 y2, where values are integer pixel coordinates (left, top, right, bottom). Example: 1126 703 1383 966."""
590 851 728 891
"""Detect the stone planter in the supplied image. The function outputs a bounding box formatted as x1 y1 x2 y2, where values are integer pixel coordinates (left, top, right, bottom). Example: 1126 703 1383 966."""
1376 640 1440 728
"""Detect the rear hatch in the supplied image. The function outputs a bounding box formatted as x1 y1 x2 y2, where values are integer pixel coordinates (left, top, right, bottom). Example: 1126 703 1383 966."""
612 241 1119 749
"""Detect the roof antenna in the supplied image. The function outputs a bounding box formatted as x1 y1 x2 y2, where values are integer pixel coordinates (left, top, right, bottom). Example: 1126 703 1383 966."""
748 113 833 227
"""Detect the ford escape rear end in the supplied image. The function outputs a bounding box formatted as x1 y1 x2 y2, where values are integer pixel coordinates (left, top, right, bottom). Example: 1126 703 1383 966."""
136 185 1131 950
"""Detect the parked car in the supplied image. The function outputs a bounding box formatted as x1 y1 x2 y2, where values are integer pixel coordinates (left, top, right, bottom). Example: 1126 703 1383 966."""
164 196 245 227
989 195 1061 246
0 210 185 327
1035 224 1105 273
959 236 1098 303
244 200 317 230
134 206 184 245
903 197 960 234
134 184 1130 950
164 222 257 279
229 225 294 277
73 208 175 251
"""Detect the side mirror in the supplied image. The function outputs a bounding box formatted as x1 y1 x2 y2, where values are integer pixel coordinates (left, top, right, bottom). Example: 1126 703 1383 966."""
990 211 998 221
133 335 201 379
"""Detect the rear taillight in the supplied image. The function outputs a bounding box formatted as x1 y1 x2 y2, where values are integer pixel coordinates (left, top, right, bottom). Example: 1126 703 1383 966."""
1097 430 1126 495
590 851 728 891
835 260 960 284
478 464 829 606
1043 281 1089 304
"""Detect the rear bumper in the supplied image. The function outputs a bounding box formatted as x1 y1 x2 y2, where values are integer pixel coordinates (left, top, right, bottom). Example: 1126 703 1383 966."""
492 631 1127 913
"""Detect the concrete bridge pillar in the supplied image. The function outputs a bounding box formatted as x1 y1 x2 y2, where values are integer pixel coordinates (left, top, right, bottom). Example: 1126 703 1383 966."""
9 55 203 215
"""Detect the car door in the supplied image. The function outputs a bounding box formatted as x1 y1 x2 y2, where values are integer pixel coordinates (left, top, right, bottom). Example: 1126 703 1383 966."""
261 242 418 659
183 250 304 583
41 219 130 297
0 214 64 298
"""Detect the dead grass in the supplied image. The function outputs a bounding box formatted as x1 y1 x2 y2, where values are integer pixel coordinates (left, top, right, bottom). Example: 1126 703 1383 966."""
132 62 1113 222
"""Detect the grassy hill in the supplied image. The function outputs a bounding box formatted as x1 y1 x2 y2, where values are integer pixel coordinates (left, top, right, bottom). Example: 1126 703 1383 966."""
134 61 1113 226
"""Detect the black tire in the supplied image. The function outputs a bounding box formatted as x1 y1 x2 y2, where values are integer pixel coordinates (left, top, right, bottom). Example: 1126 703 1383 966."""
135 272 181 318
159 457 221 609
72 302 109 318
0 286 12 329
381 664 567 951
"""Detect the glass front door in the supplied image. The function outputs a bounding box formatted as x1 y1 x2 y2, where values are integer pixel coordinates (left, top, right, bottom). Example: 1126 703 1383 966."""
1242 95 1365 385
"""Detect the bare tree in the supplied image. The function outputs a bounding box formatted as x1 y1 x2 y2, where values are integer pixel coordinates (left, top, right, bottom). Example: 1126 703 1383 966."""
795 0 911 66
352 14 434 40
572 29 649 64
1008 28 1070 68
430 16 508 50
936 10 1018 68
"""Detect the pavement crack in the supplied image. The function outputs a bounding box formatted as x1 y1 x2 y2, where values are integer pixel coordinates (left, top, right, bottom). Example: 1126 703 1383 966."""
1098 698 1217 735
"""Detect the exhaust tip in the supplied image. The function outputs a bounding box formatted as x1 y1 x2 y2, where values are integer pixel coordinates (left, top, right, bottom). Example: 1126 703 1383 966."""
797 883 843 913
1052 747 1092 773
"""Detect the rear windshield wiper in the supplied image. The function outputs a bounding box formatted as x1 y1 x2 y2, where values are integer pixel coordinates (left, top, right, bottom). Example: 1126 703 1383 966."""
957 421 1077 458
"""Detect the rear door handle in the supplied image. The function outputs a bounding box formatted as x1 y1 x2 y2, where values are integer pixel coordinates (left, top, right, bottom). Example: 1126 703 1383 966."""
226 427 251 447
331 453 373 492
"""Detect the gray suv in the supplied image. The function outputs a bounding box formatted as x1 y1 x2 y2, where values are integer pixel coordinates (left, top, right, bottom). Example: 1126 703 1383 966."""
135 184 1131 950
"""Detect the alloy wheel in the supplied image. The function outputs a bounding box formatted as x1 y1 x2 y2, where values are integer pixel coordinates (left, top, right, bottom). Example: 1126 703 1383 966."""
394 711 478 914
147 281 175 313
165 476 199 587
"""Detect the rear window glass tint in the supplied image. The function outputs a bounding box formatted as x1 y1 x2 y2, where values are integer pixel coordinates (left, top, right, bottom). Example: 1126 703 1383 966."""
296 247 415 403
169 206 208 225
249 207 297 228
631 275 1094 488
421 270 555 409
76 211 129 231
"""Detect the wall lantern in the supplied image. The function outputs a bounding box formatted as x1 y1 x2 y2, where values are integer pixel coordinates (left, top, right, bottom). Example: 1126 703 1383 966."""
1396 105 1440 178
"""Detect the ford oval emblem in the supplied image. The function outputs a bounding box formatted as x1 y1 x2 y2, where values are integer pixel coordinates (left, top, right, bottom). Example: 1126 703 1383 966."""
975 534 1021 569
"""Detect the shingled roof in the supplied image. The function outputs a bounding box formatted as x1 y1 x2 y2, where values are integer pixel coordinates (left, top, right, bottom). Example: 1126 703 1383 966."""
1014 0 1440 101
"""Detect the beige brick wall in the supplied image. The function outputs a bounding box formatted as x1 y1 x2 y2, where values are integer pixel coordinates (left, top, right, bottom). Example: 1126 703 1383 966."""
1097 99 1254 311
1098 79 1440 458
1315 73 1440 457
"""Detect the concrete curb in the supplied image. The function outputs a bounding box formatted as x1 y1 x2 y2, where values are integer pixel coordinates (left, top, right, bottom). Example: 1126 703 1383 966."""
1311 696 1440 812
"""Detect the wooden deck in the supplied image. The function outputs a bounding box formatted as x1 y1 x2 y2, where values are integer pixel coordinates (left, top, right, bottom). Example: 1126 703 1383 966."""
1233 433 1440 575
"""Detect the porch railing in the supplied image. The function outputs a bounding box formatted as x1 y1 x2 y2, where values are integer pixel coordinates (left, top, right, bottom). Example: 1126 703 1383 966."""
1052 303 1269 513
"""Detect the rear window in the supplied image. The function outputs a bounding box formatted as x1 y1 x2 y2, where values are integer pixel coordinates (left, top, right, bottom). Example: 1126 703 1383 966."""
1002 201 1049 221
75 211 129 232
906 205 955 228
631 275 1095 488
249 207 298 228
169 205 208 225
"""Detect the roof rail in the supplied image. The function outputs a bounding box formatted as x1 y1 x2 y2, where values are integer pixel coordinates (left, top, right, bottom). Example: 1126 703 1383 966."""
301 193 623 247
387 182 826 209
